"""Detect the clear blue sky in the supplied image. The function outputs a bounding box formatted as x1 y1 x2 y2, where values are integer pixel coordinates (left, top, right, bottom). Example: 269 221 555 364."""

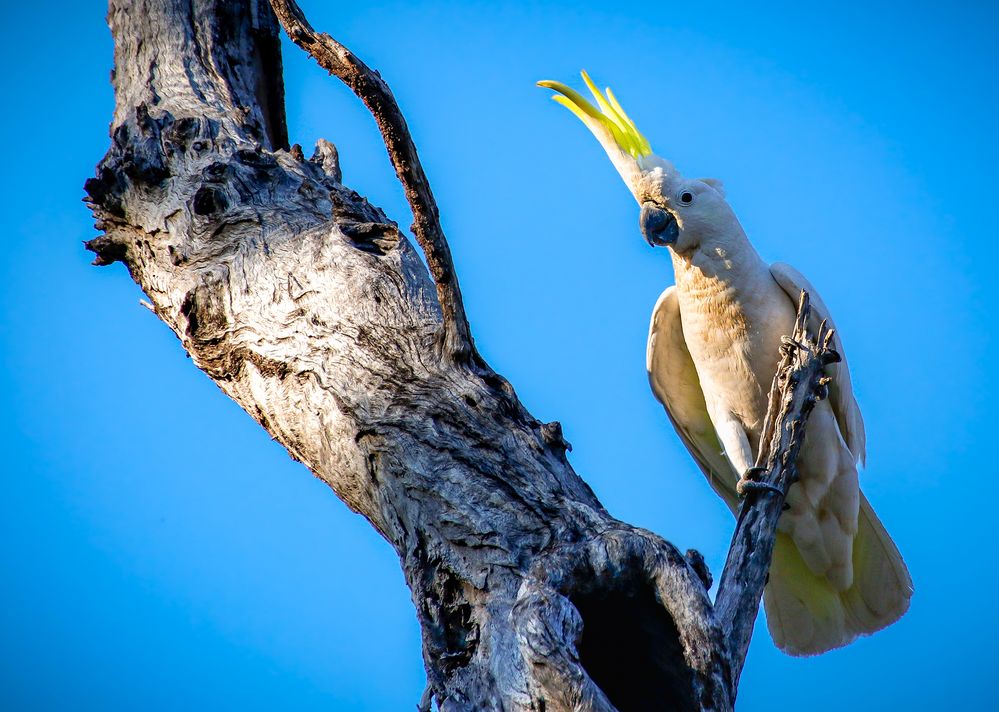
2 1 996 709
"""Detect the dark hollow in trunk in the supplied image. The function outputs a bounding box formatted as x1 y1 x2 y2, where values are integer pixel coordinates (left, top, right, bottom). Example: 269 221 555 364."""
569 570 695 710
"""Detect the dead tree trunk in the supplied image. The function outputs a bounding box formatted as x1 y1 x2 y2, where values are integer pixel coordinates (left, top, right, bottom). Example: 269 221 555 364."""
84 2 835 709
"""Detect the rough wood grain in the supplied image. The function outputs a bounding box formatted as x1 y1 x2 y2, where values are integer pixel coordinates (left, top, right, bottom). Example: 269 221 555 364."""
84 2 832 709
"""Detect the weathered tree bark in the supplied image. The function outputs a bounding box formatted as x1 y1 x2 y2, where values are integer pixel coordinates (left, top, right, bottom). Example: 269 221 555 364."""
84 2 835 710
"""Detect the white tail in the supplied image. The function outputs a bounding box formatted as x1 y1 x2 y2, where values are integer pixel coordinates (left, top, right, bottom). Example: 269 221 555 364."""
763 493 913 656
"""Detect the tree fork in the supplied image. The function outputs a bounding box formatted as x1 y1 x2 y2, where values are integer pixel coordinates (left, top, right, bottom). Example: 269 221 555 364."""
84 2 832 709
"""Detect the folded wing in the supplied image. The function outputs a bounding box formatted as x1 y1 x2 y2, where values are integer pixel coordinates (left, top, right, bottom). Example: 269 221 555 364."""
647 286 740 510
769 262 867 466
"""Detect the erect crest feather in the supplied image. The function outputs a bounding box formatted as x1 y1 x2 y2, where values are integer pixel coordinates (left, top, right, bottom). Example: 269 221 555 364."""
537 71 652 160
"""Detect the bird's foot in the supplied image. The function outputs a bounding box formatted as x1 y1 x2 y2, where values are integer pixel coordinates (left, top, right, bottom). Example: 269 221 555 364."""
737 466 784 498
738 480 784 497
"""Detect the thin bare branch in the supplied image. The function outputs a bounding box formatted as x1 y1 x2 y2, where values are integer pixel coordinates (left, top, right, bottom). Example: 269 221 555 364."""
268 0 474 362
714 290 840 686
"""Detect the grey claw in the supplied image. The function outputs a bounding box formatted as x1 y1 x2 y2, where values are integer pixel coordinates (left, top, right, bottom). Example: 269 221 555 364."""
737 465 785 498
738 479 785 498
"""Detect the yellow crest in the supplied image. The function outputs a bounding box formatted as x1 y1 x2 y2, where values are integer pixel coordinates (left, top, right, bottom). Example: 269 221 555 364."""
537 71 652 159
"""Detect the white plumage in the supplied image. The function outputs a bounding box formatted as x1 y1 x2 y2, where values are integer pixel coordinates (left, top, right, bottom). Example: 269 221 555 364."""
647 265 911 655
540 72 912 655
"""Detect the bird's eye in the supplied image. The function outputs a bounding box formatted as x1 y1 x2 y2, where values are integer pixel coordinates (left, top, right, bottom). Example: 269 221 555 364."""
679 191 694 205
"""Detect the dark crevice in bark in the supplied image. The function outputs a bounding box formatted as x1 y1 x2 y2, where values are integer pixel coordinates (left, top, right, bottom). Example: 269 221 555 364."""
570 575 693 712
415 553 481 678
248 9 289 151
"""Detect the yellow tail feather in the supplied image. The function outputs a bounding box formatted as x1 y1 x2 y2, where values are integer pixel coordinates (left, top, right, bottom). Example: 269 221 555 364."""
764 494 912 656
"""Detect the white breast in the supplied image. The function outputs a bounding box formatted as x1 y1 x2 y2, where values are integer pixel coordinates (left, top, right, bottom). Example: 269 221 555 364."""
673 254 795 439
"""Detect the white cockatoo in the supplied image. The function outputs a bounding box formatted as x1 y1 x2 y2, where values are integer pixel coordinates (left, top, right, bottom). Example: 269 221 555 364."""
538 72 912 655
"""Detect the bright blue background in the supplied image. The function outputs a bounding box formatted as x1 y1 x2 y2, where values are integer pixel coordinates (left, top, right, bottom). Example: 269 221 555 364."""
2 1 995 709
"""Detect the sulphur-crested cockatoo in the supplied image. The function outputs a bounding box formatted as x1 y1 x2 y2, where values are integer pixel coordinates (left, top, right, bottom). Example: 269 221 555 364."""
538 72 912 655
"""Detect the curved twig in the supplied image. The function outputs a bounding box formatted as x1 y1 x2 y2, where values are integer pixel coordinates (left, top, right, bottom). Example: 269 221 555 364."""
268 0 474 362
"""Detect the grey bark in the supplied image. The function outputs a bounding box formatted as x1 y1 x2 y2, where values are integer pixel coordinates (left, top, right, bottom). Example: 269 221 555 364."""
84 2 832 709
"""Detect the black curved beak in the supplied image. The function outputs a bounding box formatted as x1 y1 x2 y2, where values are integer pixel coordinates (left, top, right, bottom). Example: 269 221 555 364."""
640 203 679 247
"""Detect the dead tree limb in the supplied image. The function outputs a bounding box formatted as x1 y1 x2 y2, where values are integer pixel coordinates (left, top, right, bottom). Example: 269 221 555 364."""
268 0 473 362
83 2 833 709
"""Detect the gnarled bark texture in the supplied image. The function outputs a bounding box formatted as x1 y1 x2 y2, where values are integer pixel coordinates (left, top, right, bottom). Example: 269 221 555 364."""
85 2 832 709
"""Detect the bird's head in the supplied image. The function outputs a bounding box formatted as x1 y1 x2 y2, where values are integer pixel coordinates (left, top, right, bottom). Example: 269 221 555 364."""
538 71 733 254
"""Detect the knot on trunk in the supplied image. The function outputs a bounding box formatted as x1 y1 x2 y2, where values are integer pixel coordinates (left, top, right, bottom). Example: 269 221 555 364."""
540 421 572 454
310 138 342 182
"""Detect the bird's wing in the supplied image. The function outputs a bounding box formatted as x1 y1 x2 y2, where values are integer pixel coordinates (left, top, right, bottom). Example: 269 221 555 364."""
769 262 867 465
647 286 741 511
